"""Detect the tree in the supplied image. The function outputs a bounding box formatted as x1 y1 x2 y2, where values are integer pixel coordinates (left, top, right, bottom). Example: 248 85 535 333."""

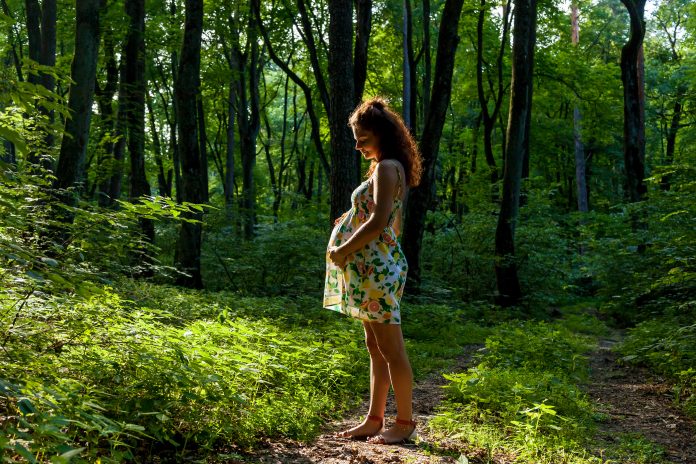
328 0 357 221
174 0 204 288
402 0 465 289
571 0 588 212
25 0 56 168
619 0 647 203
53 0 102 196
494 0 537 306
476 0 512 199
124 0 155 255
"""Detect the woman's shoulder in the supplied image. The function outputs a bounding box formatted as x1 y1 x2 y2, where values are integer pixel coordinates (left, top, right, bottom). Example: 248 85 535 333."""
375 159 405 173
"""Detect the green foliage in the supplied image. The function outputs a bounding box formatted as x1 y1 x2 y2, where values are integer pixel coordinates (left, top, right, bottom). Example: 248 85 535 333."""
431 320 599 462
0 286 368 461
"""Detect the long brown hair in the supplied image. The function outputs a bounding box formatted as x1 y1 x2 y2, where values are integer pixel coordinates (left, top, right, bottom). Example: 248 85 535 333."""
348 97 423 188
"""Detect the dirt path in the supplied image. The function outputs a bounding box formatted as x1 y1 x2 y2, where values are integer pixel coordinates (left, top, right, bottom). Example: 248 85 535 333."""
588 337 696 463
242 354 477 464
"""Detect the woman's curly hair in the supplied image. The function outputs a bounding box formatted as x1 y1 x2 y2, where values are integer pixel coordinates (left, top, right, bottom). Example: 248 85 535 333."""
348 97 423 188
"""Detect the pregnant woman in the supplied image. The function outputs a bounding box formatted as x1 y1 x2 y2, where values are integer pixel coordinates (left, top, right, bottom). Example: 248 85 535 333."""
324 97 423 444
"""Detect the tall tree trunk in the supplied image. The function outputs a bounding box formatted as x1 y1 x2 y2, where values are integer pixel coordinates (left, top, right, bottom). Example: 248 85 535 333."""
422 0 431 119
328 0 357 222
402 0 417 133
619 0 647 203
174 0 204 288
402 0 465 290
660 96 683 190
354 0 372 180
236 13 261 240
25 0 56 168
197 95 209 203
106 61 127 206
53 0 102 196
225 74 236 206
571 0 588 212
494 0 536 306
96 26 118 205
124 0 155 268
354 0 372 105
146 93 170 197
402 0 411 129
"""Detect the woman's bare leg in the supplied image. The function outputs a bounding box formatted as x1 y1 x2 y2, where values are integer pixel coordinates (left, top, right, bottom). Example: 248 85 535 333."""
336 321 390 437
367 322 414 443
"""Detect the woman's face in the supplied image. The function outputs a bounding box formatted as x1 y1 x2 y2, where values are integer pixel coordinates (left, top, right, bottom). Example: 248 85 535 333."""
352 126 380 161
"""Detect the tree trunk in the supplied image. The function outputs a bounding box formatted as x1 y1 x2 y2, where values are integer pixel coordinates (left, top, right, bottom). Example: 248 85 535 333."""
354 0 372 104
422 0 431 120
619 0 647 203
107 61 128 206
571 0 588 212
25 0 56 168
53 0 102 195
225 73 236 206
197 95 209 203
402 0 411 129
237 12 261 240
174 0 204 288
146 93 170 197
124 0 155 269
328 0 358 222
96 25 118 206
494 0 536 306
354 0 372 180
402 0 465 290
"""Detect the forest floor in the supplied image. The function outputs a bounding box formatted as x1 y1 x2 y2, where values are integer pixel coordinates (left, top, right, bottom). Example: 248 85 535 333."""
237 338 696 464
588 335 696 464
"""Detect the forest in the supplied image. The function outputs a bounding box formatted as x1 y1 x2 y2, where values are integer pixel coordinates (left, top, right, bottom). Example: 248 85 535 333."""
0 0 695 462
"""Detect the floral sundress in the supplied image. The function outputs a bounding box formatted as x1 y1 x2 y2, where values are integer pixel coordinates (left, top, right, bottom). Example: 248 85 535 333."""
323 164 408 324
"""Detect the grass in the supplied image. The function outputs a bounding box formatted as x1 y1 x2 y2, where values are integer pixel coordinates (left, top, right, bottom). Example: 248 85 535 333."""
0 280 489 462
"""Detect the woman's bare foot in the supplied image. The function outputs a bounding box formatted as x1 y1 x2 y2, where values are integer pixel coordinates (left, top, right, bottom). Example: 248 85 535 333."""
335 415 383 440
367 418 417 444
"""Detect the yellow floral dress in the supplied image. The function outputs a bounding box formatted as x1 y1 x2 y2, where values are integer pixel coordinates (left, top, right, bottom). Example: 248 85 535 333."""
323 167 408 324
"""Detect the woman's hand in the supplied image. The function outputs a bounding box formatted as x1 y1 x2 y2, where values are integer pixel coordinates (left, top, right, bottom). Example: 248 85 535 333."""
328 247 348 268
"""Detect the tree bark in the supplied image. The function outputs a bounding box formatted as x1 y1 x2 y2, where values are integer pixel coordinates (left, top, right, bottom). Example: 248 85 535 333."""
146 93 171 197
422 0 431 120
235 11 261 240
494 0 537 306
354 0 372 105
619 0 647 203
402 0 417 133
402 0 465 290
174 0 205 288
96 25 119 205
25 0 56 168
225 72 236 206
328 0 358 222
571 0 588 212
354 0 372 179
53 0 102 195
124 0 155 268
